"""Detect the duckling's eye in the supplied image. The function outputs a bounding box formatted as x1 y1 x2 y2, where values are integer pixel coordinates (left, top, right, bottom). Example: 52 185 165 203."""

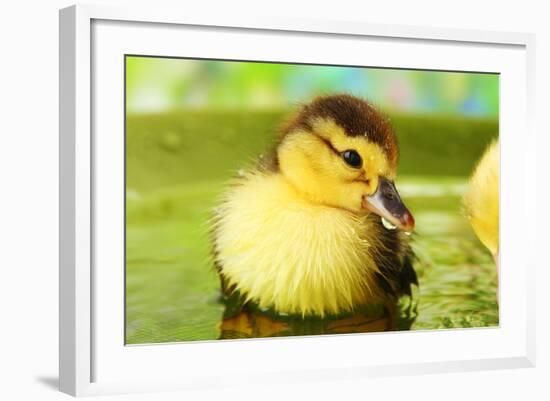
342 150 362 168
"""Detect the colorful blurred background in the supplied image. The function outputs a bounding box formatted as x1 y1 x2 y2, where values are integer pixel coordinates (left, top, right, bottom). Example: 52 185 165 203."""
125 56 499 344
126 57 499 116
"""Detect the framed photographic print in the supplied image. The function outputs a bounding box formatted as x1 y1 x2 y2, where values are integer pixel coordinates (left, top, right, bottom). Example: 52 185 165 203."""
59 4 536 396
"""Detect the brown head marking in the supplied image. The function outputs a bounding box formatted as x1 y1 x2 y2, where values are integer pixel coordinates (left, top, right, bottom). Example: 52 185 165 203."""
280 94 399 169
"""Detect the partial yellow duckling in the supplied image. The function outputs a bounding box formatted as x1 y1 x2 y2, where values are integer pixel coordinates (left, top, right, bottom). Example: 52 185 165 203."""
464 140 499 264
211 94 417 318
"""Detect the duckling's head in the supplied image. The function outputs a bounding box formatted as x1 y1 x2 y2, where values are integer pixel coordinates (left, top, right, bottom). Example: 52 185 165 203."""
276 94 414 232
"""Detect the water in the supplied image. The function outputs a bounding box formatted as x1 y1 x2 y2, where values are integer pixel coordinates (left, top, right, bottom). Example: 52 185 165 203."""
125 177 498 344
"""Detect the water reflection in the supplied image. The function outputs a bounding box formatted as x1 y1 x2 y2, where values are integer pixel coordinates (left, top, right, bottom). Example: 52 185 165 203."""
218 297 417 339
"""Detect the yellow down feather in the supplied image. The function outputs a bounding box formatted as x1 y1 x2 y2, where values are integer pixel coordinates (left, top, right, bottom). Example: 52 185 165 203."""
464 140 499 256
212 172 398 317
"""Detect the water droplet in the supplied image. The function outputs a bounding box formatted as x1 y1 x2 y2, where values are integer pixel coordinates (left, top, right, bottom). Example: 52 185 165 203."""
159 131 181 152
381 217 397 230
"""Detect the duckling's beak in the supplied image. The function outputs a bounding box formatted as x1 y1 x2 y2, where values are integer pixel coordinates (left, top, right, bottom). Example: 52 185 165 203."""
362 177 415 233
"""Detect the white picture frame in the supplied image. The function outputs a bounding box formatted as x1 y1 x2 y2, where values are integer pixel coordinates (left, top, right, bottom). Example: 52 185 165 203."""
59 3 536 397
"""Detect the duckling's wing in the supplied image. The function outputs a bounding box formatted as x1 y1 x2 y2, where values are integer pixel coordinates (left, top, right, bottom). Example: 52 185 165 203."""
396 249 418 297
371 224 418 299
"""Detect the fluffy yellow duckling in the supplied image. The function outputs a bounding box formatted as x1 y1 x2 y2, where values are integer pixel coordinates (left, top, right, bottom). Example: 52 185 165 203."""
211 94 417 317
464 140 499 263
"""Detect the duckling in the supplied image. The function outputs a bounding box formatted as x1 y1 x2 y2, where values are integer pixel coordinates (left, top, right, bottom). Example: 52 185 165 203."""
211 94 417 318
464 140 499 264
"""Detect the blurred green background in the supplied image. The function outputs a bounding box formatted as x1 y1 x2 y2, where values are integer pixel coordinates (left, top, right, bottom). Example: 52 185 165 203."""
125 56 499 344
